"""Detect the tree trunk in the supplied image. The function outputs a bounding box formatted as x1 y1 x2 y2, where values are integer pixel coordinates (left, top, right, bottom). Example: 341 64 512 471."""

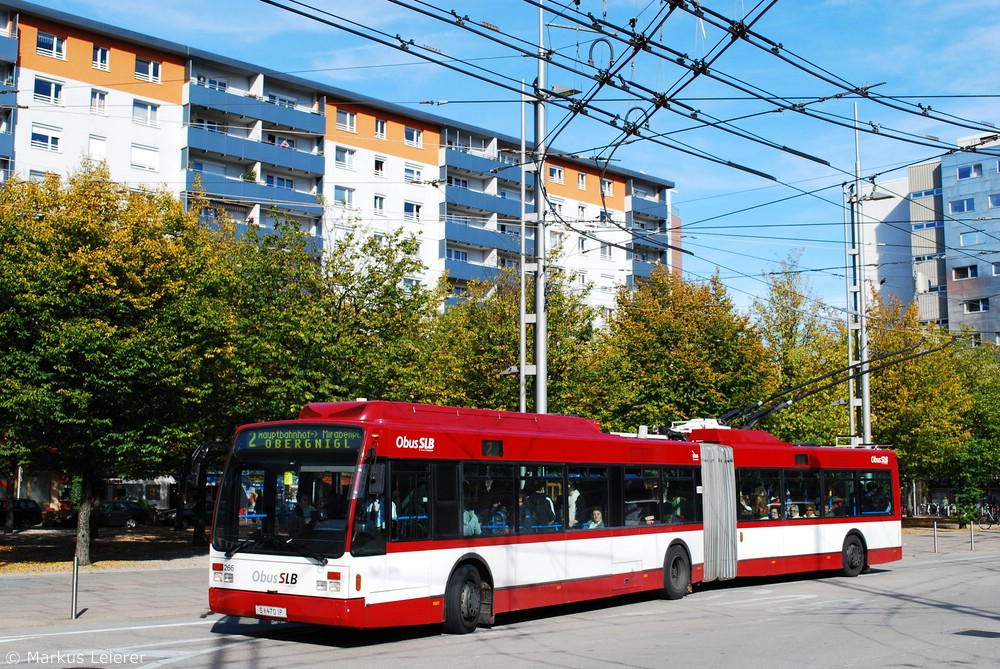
74 474 97 565
192 461 208 547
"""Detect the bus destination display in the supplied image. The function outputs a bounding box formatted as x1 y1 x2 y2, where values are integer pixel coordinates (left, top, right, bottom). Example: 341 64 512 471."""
234 426 364 452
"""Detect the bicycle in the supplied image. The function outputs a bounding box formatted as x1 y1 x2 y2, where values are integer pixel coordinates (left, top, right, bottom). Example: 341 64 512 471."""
977 504 997 530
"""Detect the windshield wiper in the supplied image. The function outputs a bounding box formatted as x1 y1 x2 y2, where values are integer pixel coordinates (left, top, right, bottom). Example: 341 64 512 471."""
283 536 329 566
224 530 267 558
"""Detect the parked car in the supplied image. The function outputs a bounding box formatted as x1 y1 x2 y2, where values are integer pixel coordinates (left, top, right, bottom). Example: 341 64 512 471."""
97 500 147 529
156 500 214 529
1 498 44 530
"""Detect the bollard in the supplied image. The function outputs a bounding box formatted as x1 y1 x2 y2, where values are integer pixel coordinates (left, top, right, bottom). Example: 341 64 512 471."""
970 522 975 552
71 556 79 620
933 521 938 553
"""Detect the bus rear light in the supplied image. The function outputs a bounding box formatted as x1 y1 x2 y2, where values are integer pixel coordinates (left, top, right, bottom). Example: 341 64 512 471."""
327 571 341 580
212 563 224 571
316 580 341 592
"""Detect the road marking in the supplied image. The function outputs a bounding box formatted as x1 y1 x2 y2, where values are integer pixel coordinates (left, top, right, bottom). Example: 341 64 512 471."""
0 620 217 644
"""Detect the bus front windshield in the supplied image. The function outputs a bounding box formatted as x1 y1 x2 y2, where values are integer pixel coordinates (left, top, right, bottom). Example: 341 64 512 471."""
212 454 360 561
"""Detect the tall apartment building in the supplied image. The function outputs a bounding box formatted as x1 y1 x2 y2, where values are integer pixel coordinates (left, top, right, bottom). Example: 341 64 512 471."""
870 134 1000 343
0 0 681 312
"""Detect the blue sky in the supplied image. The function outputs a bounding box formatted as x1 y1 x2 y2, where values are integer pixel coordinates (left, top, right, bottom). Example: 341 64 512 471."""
43 0 1000 311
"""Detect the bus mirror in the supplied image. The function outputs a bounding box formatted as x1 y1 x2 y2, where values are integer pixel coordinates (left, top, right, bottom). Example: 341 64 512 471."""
369 463 385 496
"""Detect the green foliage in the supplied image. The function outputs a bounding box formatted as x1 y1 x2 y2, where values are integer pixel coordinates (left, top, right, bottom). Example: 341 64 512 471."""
587 266 775 432
750 252 848 443
867 295 971 482
418 265 598 413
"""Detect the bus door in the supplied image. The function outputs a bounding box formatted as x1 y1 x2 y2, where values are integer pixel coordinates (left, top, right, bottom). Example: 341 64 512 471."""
700 444 737 582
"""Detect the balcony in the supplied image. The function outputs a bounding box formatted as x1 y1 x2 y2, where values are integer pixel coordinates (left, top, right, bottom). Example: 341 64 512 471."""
187 127 323 175
445 258 500 282
0 33 16 63
629 196 668 220
186 172 323 216
445 218 533 255
446 185 532 219
187 83 325 134
631 257 656 280
444 148 534 187
0 130 12 158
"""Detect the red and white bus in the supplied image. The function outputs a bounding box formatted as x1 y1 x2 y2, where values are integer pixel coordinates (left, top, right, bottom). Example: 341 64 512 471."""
208 401 901 633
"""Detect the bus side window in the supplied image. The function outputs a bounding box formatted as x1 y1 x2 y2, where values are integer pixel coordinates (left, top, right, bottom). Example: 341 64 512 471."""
391 463 431 541
432 462 461 538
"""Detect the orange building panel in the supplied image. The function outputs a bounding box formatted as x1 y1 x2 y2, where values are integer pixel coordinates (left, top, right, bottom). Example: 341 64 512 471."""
326 101 439 162
18 16 185 104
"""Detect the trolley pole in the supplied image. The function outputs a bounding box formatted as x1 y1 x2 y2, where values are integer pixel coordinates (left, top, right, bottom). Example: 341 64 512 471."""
533 0 548 414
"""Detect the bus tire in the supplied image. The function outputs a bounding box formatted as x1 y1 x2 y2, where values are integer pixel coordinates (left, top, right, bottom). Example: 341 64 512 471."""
443 565 482 634
841 533 866 577
663 545 690 600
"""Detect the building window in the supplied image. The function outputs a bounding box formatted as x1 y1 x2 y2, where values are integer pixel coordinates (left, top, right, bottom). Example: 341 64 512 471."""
960 231 984 246
374 156 386 178
577 205 586 220
374 194 386 215
266 132 295 149
404 165 422 183
134 58 161 83
334 146 355 170
333 185 354 207
266 92 295 108
336 109 356 132
90 89 107 115
994 262 1000 277
600 243 612 260
266 175 294 190
601 178 614 196
404 201 422 221
88 135 107 160
92 45 110 70
33 78 63 105
198 118 226 134
957 163 982 180
964 298 990 314
989 194 1000 208
578 237 586 253
953 265 978 280
36 32 66 59
130 144 159 171
448 176 468 189
132 100 159 126
30 124 61 152
549 198 563 215
578 172 587 189
404 126 422 147
447 248 468 262
949 198 975 214
548 166 564 184
375 118 387 139
199 76 227 91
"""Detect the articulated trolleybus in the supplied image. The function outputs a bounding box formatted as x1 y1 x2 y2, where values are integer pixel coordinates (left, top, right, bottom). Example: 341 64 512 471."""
208 401 901 634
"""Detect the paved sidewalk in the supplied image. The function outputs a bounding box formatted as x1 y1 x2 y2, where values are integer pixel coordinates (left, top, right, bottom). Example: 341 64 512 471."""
1 528 997 633
0 558 210 631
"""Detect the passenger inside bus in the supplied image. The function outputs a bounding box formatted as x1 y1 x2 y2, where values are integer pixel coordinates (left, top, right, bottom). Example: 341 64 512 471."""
583 507 604 529
565 481 587 528
289 494 319 532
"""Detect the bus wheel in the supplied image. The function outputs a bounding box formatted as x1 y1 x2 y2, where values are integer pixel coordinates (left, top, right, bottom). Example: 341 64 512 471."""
663 546 690 600
841 534 866 577
443 565 482 634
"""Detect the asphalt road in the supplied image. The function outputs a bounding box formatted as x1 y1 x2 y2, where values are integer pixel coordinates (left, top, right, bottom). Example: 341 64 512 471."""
1 528 997 668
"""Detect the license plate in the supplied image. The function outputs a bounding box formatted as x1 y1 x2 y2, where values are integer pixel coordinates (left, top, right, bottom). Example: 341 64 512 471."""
255 605 287 618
